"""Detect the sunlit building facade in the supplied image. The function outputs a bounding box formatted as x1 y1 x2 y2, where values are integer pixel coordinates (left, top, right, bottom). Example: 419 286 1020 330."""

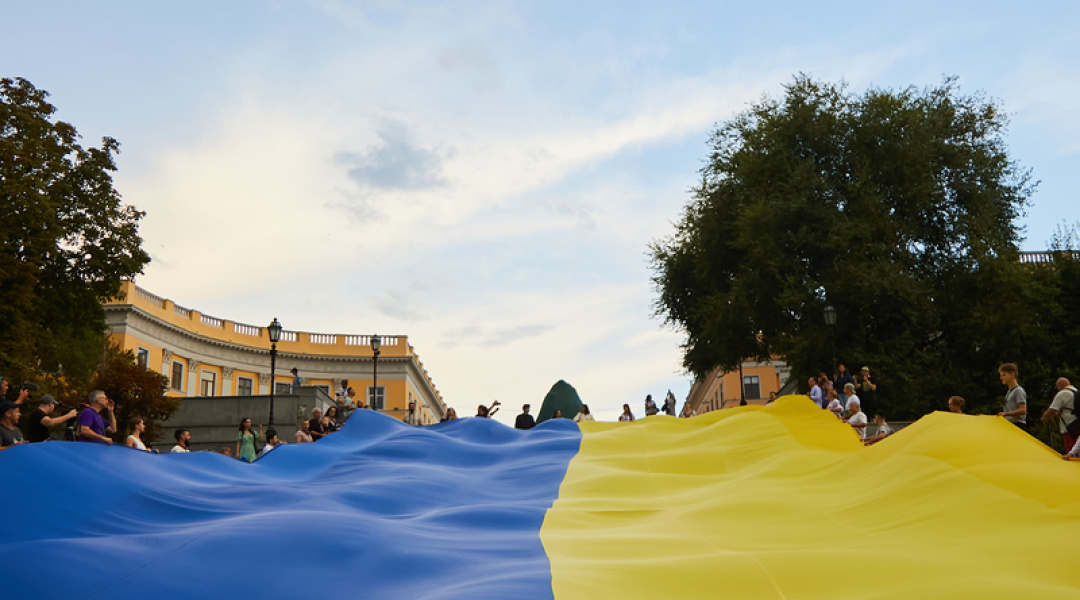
103 281 447 425
684 358 792 415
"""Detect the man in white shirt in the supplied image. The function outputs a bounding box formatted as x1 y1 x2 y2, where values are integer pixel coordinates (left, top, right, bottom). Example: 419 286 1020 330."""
403 401 422 426
170 429 191 453
843 399 868 440
1042 377 1078 451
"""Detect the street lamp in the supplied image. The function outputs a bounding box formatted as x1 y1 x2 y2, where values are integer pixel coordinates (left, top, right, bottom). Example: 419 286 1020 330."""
370 335 381 411
823 305 837 368
267 318 283 430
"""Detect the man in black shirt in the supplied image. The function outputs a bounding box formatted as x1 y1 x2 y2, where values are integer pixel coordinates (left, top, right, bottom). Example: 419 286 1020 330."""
25 395 77 442
309 408 326 441
515 404 535 430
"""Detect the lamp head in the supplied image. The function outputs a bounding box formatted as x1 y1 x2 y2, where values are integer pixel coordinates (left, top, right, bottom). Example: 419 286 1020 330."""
267 318 283 343
370 335 381 353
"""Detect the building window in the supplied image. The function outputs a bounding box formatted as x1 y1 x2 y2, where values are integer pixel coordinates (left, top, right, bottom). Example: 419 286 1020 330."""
200 371 217 397
237 377 253 396
171 361 184 391
369 385 385 411
742 375 761 400
275 382 292 395
136 347 149 369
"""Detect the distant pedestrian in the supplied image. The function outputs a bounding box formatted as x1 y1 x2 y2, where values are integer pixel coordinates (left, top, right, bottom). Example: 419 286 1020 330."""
77 390 116 445
843 399 868 440
842 383 861 415
644 395 658 416
834 364 854 404
574 404 595 423
476 401 500 418
997 363 1027 430
441 408 458 422
948 396 965 413
403 402 422 426
865 414 892 445
295 420 313 443
619 404 635 422
290 368 301 393
125 417 151 452
259 430 282 457
235 417 261 461
0 401 24 450
825 388 843 418
515 404 536 430
25 395 77 443
170 429 192 453
663 391 677 416
855 366 877 414
309 408 327 441
808 377 823 408
1042 377 1079 451
336 379 349 399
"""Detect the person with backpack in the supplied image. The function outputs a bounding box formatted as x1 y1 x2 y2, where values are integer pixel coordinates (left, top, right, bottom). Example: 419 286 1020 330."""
1042 377 1079 452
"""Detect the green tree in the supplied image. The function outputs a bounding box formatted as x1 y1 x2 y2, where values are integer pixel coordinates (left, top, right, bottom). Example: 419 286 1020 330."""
1 77 149 392
651 76 1037 420
93 343 176 443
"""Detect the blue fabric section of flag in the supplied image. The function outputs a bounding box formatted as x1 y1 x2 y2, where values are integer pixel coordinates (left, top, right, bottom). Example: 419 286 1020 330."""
0 412 581 599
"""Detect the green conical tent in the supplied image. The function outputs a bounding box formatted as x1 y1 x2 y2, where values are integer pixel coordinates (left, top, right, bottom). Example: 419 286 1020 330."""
536 380 583 424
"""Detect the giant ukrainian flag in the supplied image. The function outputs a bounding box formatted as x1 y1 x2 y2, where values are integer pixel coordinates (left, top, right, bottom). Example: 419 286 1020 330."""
2 396 1078 598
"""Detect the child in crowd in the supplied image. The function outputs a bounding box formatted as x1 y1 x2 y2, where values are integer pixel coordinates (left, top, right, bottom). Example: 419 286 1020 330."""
865 414 892 445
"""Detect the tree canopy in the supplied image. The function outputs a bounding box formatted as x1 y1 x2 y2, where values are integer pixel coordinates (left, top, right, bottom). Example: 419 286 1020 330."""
1 77 149 392
651 76 1044 419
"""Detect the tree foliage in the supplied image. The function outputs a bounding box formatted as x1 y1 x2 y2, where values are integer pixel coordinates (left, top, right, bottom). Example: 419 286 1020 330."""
93 343 176 443
651 76 1044 419
1 77 149 392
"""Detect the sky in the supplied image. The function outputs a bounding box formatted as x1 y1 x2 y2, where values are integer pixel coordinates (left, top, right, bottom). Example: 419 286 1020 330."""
3 1 1079 423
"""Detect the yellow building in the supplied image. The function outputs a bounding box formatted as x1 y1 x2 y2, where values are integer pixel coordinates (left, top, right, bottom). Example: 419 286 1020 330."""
684 358 791 415
103 281 447 425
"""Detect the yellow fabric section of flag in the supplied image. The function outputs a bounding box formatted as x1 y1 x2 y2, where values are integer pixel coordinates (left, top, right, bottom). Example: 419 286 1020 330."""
540 396 1080 599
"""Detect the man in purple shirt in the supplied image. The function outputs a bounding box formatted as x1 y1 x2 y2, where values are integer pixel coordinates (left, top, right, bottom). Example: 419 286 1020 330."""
77 390 117 444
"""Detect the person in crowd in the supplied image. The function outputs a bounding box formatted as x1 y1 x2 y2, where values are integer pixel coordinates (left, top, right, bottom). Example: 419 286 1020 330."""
948 396 965 413
290 368 301 393
808 377 823 408
619 404 635 422
663 391 677 416
324 406 341 433
574 404 595 423
843 398 868 440
25 395 77 442
818 373 832 395
681 402 696 418
476 400 500 418
997 363 1027 430
644 395 659 416
0 400 24 450
834 364 854 404
309 408 327 441
1063 438 1080 460
403 401 422 426
170 429 191 453
259 430 283 457
235 418 261 462
220 447 233 457
441 407 458 422
515 404 536 429
843 383 861 415
336 379 349 399
77 390 117 445
552 409 563 419
1042 377 1079 452
0 376 31 405
347 387 365 410
865 414 892 445
295 419 313 443
334 398 350 424
767 391 778 404
125 417 152 452
825 388 844 418
855 366 877 413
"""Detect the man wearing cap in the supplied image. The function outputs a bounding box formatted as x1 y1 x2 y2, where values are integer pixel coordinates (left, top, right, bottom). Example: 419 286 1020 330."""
403 401 422 426
515 404 535 430
25 395 78 443
77 390 117 444
0 401 25 450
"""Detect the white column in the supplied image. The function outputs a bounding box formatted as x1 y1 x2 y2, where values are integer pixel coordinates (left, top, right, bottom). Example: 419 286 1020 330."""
187 360 201 396
221 367 234 396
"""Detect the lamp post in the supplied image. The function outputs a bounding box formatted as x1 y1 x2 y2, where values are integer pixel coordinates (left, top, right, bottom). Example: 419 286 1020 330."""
370 335 381 411
823 305 837 369
267 318 283 429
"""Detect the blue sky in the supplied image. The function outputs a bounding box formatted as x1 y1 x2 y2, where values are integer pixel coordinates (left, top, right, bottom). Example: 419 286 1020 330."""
4 1 1079 422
